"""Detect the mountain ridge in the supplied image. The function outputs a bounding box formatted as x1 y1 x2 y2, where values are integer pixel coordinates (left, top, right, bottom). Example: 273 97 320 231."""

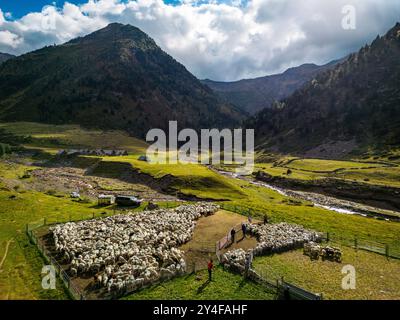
202 59 342 114
248 22 400 157
0 23 245 138
0 52 15 64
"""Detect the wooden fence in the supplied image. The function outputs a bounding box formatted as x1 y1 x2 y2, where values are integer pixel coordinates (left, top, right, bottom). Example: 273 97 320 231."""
26 204 399 300
222 262 322 300
215 222 245 252
26 223 85 300
220 203 400 260
322 232 400 260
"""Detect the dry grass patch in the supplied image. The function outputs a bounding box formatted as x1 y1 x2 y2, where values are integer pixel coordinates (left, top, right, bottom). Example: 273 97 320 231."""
253 247 400 300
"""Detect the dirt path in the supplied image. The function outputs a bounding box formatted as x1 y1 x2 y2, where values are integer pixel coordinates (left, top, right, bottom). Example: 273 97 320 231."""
0 239 13 272
180 210 258 271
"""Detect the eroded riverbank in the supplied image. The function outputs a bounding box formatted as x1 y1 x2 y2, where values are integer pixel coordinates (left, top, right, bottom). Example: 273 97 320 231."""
212 168 400 222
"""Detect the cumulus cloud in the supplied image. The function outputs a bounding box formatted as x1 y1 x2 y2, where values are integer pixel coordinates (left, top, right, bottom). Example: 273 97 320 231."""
0 0 399 80
0 30 23 48
0 9 4 25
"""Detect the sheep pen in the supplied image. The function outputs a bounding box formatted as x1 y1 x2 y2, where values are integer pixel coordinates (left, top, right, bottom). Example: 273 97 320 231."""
48 203 219 298
222 223 323 270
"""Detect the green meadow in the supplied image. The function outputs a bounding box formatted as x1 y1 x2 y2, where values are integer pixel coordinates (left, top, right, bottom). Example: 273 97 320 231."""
1 122 400 300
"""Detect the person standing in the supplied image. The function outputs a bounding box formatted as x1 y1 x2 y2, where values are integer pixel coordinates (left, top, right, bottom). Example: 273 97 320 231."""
263 215 269 225
207 259 214 281
241 223 247 239
244 251 253 278
230 228 236 244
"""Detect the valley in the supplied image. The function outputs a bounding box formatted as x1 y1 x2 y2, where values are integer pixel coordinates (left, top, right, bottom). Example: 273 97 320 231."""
0 19 400 302
1 123 400 300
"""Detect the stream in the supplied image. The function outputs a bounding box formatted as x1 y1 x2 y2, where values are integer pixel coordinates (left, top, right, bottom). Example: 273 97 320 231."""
212 168 400 222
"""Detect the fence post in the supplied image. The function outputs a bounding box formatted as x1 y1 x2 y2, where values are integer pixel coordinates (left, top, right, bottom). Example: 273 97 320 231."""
385 245 389 258
326 232 330 242
44 218 47 226
92 212 95 219
354 237 358 251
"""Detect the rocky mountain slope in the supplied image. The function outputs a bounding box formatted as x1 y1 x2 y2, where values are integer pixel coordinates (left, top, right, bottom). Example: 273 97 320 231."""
248 23 400 156
0 53 15 64
0 23 244 138
202 60 340 114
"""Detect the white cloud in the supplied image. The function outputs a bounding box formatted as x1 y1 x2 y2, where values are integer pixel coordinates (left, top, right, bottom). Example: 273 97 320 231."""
0 30 23 48
0 0 399 80
0 9 4 25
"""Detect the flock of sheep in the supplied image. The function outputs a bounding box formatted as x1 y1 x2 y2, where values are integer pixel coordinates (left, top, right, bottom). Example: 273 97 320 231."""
49 201 324 295
246 222 323 256
50 203 219 294
222 223 322 268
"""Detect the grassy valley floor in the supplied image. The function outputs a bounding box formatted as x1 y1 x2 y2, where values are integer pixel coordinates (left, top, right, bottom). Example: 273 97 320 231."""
1 122 400 300
123 267 276 300
253 247 400 300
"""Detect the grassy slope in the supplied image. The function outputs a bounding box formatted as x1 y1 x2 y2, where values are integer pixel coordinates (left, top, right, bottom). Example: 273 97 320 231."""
123 267 275 300
0 122 148 154
253 248 400 300
99 156 400 251
0 159 169 299
0 170 112 299
286 159 384 171
254 157 400 187
103 156 247 200
1 122 400 299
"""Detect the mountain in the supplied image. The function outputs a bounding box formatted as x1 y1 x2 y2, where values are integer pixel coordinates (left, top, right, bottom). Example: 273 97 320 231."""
0 23 244 138
0 53 15 64
202 60 340 114
248 23 400 157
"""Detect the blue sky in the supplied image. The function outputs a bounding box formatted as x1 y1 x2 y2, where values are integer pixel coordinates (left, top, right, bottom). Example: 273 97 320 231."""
0 0 182 18
0 1 79 18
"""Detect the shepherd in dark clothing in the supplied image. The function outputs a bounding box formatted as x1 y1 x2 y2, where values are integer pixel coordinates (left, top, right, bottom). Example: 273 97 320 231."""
207 259 214 281
241 223 246 239
263 215 269 225
283 287 291 300
230 228 236 244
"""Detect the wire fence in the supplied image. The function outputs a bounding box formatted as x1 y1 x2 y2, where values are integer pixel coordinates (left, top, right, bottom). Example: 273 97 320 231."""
26 212 217 300
222 260 322 300
322 232 400 259
26 224 85 300
217 204 400 299
26 203 400 300
220 203 400 260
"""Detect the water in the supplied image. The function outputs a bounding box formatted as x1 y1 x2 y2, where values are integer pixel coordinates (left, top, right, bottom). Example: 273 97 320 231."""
214 168 396 221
